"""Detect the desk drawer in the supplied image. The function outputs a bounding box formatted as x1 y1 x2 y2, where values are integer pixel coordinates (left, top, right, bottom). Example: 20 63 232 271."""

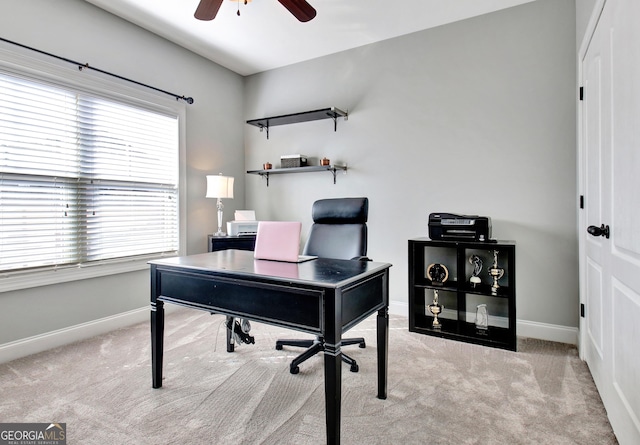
157 269 322 333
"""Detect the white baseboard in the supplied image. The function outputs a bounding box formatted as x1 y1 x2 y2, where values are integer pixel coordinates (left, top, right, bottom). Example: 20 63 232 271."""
389 300 409 318
0 307 153 364
517 319 578 345
389 300 578 345
1 302 579 365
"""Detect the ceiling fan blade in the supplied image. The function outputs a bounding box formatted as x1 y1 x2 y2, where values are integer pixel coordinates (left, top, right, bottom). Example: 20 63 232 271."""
194 0 223 21
277 0 317 22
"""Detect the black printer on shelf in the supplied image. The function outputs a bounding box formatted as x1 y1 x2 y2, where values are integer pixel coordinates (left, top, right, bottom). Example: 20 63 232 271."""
428 213 492 242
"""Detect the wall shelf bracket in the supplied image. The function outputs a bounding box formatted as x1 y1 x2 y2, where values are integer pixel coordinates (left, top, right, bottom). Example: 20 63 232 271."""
329 165 347 184
258 171 270 186
258 122 270 140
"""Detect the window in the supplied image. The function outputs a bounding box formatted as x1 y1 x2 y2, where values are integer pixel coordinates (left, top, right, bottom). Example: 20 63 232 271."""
0 71 180 278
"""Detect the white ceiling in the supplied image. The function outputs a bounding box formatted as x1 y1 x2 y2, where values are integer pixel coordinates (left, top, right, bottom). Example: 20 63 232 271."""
84 0 536 76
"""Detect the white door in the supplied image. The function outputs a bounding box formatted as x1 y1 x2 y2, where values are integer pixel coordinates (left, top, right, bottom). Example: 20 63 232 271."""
580 0 640 443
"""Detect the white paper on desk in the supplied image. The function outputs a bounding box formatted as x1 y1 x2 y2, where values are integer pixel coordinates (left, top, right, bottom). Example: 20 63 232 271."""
234 210 256 221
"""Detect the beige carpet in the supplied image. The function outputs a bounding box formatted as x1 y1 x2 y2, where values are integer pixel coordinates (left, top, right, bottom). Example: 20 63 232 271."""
0 309 617 444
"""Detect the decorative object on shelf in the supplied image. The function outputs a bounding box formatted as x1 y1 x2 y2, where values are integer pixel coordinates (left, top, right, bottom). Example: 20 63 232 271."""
469 254 483 287
426 263 449 286
428 289 443 329
280 154 307 168
488 250 505 295
195 0 316 22
320 157 330 166
247 164 347 186
263 162 272 170
206 173 234 236
475 304 489 331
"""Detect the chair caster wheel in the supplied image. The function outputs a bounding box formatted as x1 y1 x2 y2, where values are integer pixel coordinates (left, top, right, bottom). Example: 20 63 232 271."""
290 366 300 375
350 363 359 373
359 342 366 349
276 344 283 350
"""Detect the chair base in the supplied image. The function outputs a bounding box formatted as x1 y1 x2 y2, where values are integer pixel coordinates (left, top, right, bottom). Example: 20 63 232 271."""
275 336 366 374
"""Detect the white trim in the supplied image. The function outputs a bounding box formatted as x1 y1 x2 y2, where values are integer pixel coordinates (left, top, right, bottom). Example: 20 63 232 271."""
0 307 146 364
0 259 150 293
0 300 579 365
0 305 182 364
516 319 578 345
389 300 408 317
391 299 578 345
578 0 607 58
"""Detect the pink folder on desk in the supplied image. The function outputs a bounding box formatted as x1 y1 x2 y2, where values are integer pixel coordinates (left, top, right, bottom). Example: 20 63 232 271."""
253 221 317 263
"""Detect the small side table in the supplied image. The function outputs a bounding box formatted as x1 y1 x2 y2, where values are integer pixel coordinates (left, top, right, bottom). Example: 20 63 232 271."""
208 234 256 253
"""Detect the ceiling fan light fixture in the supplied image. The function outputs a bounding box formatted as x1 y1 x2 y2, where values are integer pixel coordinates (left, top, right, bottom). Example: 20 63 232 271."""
195 0 316 22
228 0 250 17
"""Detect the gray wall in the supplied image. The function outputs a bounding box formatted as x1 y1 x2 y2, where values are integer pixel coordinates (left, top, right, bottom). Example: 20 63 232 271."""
244 0 578 329
0 0 580 353
0 0 245 345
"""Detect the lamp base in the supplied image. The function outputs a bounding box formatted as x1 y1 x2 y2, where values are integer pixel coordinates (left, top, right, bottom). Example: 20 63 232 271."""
215 198 226 237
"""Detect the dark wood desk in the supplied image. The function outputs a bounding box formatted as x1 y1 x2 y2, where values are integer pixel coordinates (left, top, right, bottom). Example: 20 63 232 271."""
149 250 391 445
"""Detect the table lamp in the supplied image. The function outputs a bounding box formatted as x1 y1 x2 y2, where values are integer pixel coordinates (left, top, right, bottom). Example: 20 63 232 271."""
206 174 234 236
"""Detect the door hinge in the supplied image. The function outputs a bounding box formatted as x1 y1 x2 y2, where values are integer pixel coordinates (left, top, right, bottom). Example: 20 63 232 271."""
580 195 584 209
579 86 584 101
580 303 585 318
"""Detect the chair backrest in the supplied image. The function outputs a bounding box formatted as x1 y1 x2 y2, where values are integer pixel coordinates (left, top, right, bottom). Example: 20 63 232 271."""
302 197 368 260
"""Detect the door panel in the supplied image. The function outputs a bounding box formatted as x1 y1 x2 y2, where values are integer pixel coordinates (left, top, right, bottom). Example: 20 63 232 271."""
586 258 603 358
580 0 640 443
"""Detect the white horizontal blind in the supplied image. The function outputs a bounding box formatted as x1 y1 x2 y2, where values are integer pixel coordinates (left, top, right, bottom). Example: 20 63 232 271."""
0 71 179 273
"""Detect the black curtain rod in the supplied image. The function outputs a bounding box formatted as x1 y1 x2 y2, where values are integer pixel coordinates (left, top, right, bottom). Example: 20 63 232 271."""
0 36 194 104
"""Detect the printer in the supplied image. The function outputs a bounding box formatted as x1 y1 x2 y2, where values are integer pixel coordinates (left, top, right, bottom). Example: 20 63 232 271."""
428 213 492 242
227 210 259 236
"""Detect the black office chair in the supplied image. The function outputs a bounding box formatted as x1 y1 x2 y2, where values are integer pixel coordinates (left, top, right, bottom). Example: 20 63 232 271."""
276 197 369 374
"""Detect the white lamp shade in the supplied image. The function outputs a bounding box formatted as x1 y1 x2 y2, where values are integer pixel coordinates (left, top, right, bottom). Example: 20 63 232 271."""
206 175 234 199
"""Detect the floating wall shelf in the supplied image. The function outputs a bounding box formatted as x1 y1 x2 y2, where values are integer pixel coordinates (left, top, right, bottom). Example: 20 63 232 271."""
246 107 348 139
247 165 347 187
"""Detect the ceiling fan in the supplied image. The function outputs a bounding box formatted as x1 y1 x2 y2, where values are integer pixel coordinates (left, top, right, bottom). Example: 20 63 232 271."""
194 0 317 22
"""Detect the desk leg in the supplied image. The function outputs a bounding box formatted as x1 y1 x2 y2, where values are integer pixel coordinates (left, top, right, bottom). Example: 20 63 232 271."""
151 300 164 388
377 306 389 399
324 286 342 445
324 343 342 445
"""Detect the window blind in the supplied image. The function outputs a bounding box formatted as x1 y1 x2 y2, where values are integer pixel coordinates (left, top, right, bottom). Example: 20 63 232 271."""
0 71 179 273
